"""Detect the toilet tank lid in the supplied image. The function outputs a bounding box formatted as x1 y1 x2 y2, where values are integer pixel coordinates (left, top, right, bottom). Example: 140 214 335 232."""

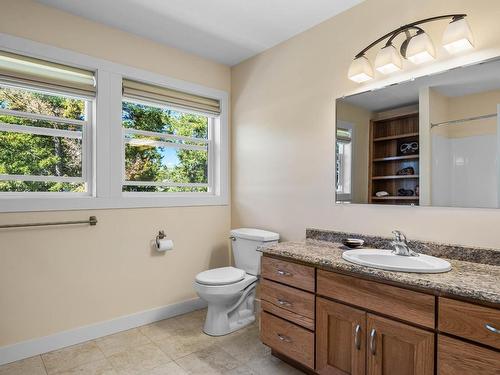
230 228 279 242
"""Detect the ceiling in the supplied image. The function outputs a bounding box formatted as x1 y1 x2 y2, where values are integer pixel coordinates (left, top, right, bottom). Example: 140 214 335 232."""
37 0 364 66
341 58 500 112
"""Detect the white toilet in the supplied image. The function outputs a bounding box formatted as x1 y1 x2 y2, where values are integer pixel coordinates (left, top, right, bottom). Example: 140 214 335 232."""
194 228 279 336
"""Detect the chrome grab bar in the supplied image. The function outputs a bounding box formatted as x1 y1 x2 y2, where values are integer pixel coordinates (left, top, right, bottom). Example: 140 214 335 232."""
0 216 97 229
354 324 361 350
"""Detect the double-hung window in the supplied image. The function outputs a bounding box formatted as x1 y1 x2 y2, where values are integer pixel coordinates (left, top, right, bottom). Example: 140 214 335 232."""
121 79 220 194
0 51 95 194
336 124 353 202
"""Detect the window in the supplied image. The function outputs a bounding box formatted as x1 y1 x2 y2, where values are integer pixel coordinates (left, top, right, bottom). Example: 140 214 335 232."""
122 79 220 194
0 37 228 212
336 124 353 202
0 51 95 194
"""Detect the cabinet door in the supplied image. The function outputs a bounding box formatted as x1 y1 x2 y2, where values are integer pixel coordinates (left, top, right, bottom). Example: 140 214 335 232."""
367 314 434 375
316 297 366 375
438 335 500 375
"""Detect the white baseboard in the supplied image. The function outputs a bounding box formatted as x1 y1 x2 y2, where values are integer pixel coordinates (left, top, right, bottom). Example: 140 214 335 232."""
0 297 207 366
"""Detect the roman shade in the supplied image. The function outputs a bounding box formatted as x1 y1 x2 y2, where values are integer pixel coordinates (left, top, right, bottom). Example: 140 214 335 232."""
122 79 220 116
0 51 96 97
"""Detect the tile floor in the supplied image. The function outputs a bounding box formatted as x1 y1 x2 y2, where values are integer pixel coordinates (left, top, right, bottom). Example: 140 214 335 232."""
0 309 306 375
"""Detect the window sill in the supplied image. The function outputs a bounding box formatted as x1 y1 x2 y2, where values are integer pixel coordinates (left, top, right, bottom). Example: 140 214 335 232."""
0 194 228 213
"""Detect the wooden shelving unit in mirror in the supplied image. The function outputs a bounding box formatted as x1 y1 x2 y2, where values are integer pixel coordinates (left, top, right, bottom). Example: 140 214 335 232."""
369 108 419 205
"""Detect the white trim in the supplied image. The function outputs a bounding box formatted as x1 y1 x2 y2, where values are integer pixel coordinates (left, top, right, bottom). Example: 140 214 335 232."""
0 108 87 126
123 181 208 188
124 137 208 152
0 297 207 366
0 33 229 212
124 128 209 144
0 174 83 183
0 122 82 139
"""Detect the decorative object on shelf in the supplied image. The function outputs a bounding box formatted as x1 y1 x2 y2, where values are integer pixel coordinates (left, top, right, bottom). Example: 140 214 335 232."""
376 191 390 197
396 166 415 175
398 140 419 155
348 14 474 83
415 184 420 196
342 238 365 249
398 188 415 196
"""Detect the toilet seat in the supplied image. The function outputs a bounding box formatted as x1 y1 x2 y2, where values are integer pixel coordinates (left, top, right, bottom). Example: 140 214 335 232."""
195 267 246 286
194 274 257 295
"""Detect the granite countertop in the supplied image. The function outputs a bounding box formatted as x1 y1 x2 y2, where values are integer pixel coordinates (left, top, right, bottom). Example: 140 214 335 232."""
261 239 500 305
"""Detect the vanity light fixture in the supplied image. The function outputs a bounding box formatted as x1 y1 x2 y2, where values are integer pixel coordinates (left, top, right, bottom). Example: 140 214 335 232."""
348 14 473 83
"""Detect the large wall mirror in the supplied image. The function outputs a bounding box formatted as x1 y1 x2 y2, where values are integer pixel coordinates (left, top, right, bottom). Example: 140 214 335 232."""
336 58 500 208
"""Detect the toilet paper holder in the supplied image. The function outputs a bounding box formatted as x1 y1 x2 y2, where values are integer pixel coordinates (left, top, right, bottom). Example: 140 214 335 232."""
156 230 166 248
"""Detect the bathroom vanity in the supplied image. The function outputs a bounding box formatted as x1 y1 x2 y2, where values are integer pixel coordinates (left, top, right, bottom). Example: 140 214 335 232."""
258 230 500 375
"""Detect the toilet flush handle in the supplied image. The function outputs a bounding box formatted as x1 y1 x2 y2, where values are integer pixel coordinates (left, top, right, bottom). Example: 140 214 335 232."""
229 236 236 241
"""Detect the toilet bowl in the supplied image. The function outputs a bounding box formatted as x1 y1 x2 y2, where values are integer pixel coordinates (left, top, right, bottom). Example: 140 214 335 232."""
194 228 279 336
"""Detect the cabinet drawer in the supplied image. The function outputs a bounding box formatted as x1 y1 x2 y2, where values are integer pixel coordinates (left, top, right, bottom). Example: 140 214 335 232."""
438 335 500 375
262 256 315 292
439 297 500 350
317 270 435 328
260 311 314 369
261 279 314 330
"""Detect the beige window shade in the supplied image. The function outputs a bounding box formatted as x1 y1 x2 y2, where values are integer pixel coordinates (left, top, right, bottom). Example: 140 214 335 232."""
0 51 96 97
123 79 220 116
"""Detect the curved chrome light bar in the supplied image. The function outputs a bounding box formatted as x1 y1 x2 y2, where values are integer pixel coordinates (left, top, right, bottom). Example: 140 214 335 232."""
348 14 474 83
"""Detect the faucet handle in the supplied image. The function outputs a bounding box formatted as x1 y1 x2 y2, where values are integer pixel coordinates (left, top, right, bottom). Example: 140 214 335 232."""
392 230 407 242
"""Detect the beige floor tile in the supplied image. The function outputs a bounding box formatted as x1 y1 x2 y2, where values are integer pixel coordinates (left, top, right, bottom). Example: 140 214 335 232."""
96 329 151 357
53 359 116 375
222 365 258 375
42 341 105 374
216 326 269 363
174 345 241 375
153 328 216 360
107 343 171 375
142 362 188 375
244 355 305 375
0 356 47 375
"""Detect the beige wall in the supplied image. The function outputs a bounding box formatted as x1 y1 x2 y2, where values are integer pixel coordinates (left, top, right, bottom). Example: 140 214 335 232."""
0 0 231 347
231 0 500 247
336 101 371 203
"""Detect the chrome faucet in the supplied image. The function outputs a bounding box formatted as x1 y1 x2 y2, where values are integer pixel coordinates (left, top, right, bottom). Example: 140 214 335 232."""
391 230 418 257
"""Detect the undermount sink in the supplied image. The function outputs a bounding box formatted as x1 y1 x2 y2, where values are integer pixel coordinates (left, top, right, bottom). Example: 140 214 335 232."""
342 248 452 273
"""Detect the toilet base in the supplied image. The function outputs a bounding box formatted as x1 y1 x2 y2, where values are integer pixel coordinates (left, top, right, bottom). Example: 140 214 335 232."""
202 284 257 336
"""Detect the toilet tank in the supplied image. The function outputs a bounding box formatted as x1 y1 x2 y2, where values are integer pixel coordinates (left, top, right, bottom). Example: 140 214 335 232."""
230 228 279 275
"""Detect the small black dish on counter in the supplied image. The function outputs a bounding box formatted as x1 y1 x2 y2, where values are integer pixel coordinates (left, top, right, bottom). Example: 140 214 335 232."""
342 238 365 249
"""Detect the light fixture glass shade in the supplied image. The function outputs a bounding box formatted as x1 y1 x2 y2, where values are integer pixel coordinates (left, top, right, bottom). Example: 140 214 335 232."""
406 32 436 64
348 56 374 83
443 17 474 54
374 45 402 74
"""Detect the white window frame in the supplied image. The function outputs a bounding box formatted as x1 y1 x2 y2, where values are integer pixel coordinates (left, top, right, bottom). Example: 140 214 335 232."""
0 89 94 197
335 121 354 202
120 98 213 195
0 33 229 212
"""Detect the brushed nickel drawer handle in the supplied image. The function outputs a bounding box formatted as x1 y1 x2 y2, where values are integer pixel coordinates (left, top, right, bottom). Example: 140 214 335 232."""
277 299 292 307
354 324 361 350
276 269 292 276
277 333 292 343
485 324 500 334
370 328 377 355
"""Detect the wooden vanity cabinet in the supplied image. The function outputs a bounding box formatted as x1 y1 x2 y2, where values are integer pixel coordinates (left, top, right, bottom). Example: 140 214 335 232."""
316 298 366 375
260 255 499 375
315 297 433 375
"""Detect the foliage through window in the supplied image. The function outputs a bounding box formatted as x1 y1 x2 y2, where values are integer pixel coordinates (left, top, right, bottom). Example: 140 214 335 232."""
122 100 211 193
0 85 90 193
